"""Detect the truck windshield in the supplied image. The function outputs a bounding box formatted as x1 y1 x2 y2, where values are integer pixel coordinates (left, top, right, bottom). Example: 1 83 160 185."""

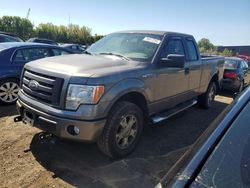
87 33 163 62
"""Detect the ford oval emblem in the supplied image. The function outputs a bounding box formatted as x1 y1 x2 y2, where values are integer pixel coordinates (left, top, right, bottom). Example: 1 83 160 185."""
29 80 39 90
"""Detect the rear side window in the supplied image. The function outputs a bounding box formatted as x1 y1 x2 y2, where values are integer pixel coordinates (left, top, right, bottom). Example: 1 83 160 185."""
186 39 198 61
161 39 185 58
242 61 249 69
52 48 70 56
71 45 78 50
13 48 50 62
239 61 245 69
13 50 25 61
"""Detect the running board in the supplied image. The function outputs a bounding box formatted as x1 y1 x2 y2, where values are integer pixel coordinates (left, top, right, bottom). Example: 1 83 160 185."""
151 99 197 124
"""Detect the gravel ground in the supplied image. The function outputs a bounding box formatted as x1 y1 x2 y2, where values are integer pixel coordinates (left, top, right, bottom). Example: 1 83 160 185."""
0 93 233 188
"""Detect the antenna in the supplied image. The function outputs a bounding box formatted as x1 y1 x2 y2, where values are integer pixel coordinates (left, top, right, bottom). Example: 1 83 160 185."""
68 13 71 25
26 8 30 19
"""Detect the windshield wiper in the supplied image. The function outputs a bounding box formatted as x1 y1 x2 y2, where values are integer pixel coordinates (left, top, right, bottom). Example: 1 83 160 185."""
98 52 130 61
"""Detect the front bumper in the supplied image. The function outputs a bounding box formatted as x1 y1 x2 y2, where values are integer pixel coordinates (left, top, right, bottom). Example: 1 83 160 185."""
16 99 106 142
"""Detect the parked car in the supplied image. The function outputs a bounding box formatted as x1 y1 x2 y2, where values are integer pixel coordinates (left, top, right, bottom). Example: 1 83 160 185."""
221 57 250 92
26 38 58 45
157 86 250 188
0 42 73 104
0 33 23 43
15 30 224 158
60 43 86 53
0 31 23 38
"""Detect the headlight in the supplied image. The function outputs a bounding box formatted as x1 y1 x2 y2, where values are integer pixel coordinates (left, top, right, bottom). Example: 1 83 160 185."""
66 84 105 110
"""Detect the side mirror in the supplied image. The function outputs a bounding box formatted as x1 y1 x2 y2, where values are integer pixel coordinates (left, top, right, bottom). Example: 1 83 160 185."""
161 54 185 68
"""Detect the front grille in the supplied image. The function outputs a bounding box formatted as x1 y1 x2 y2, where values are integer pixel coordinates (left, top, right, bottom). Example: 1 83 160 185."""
22 69 64 107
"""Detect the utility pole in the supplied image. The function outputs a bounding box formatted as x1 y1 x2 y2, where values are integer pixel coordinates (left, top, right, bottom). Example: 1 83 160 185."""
26 8 30 19
68 13 71 26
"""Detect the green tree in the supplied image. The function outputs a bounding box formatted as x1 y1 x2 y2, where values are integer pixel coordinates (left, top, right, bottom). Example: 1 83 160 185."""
220 48 232 56
57 25 68 43
35 23 59 40
198 38 215 53
0 15 100 44
35 23 92 44
0 16 33 40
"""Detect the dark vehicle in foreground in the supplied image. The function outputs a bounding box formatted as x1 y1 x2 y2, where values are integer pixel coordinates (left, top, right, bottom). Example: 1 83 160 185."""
0 32 23 43
26 38 58 45
0 42 72 104
221 57 250 92
60 43 86 53
15 30 224 158
157 86 250 188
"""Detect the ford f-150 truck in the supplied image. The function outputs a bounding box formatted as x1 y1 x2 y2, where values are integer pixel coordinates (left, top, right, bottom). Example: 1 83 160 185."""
15 30 224 158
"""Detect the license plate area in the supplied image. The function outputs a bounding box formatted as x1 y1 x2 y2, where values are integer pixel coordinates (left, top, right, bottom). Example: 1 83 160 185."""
23 110 35 126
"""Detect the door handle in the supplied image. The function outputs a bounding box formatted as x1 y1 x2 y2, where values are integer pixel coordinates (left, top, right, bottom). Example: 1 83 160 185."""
142 73 156 78
185 67 190 74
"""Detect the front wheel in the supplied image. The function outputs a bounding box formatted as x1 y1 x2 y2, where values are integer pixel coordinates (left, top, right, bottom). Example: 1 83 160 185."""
198 82 216 109
97 101 144 159
0 79 20 105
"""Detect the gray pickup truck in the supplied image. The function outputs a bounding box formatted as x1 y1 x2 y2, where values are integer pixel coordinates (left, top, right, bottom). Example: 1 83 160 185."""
15 30 224 158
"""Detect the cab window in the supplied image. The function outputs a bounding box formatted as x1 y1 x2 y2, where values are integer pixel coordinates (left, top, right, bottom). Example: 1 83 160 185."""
186 39 198 61
161 38 185 58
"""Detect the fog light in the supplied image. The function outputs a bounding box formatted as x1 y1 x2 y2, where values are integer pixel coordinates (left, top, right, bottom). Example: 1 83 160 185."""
74 126 80 134
67 125 80 135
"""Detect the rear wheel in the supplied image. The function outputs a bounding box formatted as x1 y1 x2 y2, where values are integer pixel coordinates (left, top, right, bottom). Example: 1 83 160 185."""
198 82 216 109
0 79 20 105
238 80 244 93
97 101 144 158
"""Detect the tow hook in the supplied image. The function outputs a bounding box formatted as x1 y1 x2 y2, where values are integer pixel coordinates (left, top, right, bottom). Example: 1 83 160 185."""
38 132 55 144
14 115 22 122
39 132 53 140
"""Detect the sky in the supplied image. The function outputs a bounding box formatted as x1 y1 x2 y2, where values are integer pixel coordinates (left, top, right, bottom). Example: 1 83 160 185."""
0 0 249 45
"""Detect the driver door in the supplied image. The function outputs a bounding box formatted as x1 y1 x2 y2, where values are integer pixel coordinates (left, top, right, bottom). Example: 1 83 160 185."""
152 36 190 112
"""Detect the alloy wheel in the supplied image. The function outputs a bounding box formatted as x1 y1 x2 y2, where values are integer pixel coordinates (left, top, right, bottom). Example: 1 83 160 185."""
0 82 19 103
115 115 138 149
208 85 215 105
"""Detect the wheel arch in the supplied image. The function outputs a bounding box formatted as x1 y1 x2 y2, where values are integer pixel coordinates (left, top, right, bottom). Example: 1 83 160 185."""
103 79 150 121
210 73 219 91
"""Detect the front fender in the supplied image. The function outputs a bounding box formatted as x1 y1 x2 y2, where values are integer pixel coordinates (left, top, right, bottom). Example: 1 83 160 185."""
0 72 20 81
101 78 151 116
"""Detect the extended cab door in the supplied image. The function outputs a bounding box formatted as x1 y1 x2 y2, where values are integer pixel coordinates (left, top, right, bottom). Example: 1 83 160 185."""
151 36 190 112
184 38 202 94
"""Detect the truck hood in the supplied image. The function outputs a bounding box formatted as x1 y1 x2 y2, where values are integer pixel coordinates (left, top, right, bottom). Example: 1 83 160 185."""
25 54 142 77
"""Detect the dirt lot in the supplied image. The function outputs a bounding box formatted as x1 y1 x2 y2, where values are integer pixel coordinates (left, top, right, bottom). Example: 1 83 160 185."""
0 94 233 188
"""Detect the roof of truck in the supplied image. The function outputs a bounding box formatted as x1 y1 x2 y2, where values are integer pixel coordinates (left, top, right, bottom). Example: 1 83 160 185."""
114 30 193 37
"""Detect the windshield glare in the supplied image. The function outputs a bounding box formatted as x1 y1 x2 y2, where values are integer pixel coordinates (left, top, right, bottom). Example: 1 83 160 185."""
87 33 162 62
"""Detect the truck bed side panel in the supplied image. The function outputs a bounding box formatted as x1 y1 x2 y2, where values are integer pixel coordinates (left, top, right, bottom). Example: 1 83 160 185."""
199 57 224 93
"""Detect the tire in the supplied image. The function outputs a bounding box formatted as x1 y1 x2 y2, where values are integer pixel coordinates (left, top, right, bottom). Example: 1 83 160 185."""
238 80 244 93
97 101 144 159
0 78 20 105
198 82 216 109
